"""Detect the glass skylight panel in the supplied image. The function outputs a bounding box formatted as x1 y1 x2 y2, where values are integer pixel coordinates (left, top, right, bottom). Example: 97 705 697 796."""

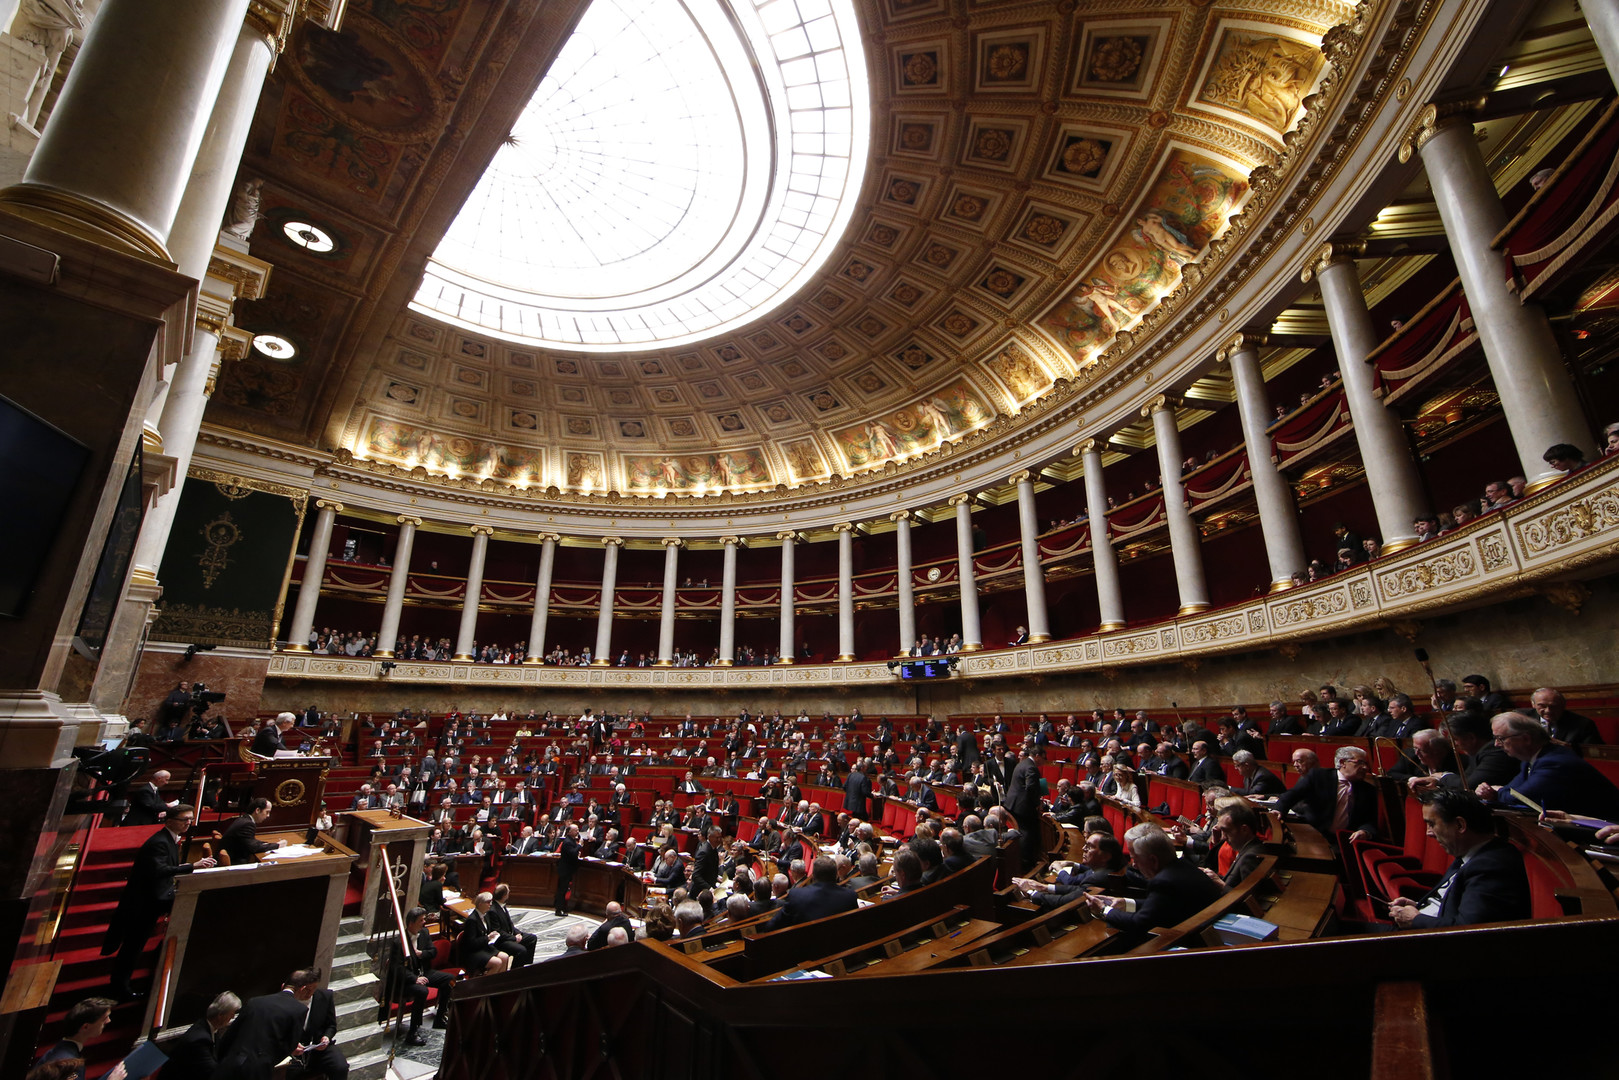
412 0 869 351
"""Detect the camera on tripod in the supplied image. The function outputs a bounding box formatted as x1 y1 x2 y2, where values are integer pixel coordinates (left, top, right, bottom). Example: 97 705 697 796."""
189 682 227 713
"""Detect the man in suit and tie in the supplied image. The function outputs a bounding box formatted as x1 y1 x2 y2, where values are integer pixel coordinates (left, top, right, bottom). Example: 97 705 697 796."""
1274 747 1379 840
587 901 637 950
487 883 536 966
123 769 173 826
763 856 858 930
157 991 240 1080
555 824 581 916
213 976 311 1080
286 970 347 1080
843 758 872 820
1475 711 1619 820
690 825 722 894
103 804 216 999
1230 750 1285 796
508 825 540 855
251 713 296 756
1086 824 1223 945
1389 790 1530 929
221 799 285 866
1002 743 1044 862
386 907 455 1041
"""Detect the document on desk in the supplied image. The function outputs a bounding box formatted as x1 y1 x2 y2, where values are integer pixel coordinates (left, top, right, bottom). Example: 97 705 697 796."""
264 844 326 859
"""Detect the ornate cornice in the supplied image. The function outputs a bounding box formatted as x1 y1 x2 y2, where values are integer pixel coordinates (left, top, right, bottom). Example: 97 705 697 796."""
208 244 273 303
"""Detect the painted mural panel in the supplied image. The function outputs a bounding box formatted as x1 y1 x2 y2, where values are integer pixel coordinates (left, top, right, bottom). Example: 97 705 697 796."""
622 450 772 492
832 378 995 469
1039 150 1248 363
364 417 542 480
1195 24 1325 135
986 345 1053 406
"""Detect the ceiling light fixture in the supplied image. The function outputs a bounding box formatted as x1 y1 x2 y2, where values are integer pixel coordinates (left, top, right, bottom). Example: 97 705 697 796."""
282 220 335 252
251 333 297 360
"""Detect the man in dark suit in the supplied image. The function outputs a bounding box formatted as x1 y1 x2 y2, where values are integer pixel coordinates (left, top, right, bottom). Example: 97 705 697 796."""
286 971 347 1080
1186 741 1226 786
1274 747 1379 839
1390 790 1530 929
1143 743 1189 780
213 978 310 1080
1230 751 1285 797
1211 802 1269 888
157 990 240 1080
690 826 722 894
1533 687 1602 750
1476 712 1619 820
418 862 447 911
1087 824 1223 943
843 759 872 820
1002 743 1044 864
487 883 535 966
764 856 858 930
555 824 581 916
385 907 455 1041
1266 701 1306 736
587 901 637 950
123 769 172 827
221 798 284 865
251 713 295 755
103 804 216 999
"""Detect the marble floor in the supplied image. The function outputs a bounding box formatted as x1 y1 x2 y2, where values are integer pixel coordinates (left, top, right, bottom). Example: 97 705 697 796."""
386 906 607 1077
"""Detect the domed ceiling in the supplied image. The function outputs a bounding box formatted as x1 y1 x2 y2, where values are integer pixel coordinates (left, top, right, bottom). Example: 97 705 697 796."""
217 0 1352 497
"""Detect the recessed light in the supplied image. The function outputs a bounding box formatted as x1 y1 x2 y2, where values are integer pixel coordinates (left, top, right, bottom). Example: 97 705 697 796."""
282 220 335 252
252 333 297 360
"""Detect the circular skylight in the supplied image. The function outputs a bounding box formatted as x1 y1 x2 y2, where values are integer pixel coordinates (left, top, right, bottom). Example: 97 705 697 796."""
412 0 869 350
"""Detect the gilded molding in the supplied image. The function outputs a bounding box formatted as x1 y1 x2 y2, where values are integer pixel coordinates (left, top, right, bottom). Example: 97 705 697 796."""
208 245 273 302
720 535 742 546
1139 393 1170 418
831 522 855 533
217 324 255 363
188 466 308 508
948 493 975 507
1075 438 1105 457
1008 469 1032 486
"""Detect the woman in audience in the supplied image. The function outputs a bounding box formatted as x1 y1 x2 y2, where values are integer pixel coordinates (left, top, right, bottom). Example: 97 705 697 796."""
1111 764 1143 810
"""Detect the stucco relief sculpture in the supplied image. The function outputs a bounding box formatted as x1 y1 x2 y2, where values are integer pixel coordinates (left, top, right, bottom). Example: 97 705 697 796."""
12 0 85 129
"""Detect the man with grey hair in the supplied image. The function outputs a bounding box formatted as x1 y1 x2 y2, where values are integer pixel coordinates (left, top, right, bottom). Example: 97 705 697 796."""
673 899 706 936
251 713 297 756
1531 687 1600 748
1477 711 1619 820
1230 750 1284 796
605 926 630 946
1275 745 1378 840
847 852 881 890
1267 700 1306 736
723 893 753 921
162 990 241 1080
553 925 589 959
1085 823 1222 941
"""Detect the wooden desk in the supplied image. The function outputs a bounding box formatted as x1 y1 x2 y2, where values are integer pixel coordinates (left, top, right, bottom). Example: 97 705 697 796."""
451 854 647 918
343 810 431 936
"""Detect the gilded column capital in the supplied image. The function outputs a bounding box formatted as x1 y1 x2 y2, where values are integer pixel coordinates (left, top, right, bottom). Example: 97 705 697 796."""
775 530 798 543
1008 469 1033 486
208 245 272 302
396 515 423 528
601 536 624 547
661 537 685 548
1299 240 1364 284
247 0 346 62
314 499 343 514
1074 438 1106 458
216 324 255 363
831 522 856 533
1215 331 1267 364
1398 97 1487 164
947 493 976 507
537 532 561 544
1139 393 1172 419
889 510 912 524
720 535 742 547
469 524 496 537
203 357 224 398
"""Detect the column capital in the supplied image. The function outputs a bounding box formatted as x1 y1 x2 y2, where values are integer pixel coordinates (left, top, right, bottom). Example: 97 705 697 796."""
661 537 685 548
247 0 347 61
1215 331 1267 364
314 499 343 514
208 244 273 303
1140 393 1183 419
217 324 255 364
947 492 976 508
1008 468 1033 486
889 510 912 524
537 532 561 544
720 535 743 547
396 515 423 528
831 522 856 533
1299 240 1365 284
775 530 798 543
1074 438 1106 458
469 524 495 537
602 536 625 547
1398 97 1487 163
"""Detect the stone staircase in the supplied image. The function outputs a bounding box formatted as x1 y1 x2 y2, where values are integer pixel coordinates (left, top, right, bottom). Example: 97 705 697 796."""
328 916 391 1080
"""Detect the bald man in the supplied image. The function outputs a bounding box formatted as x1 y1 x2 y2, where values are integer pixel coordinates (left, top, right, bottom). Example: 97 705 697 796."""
124 769 174 826
587 901 637 950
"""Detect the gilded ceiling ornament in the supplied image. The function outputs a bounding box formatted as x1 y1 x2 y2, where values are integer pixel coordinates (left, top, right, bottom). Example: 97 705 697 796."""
1089 36 1144 82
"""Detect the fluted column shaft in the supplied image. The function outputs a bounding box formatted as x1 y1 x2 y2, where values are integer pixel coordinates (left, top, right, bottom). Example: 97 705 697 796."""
374 516 420 657
285 499 340 650
833 524 856 661
453 527 492 661
1309 250 1427 549
1012 472 1051 642
893 512 915 655
523 534 559 663
593 538 622 665
952 496 983 651
776 533 796 663
1409 113 1595 485
657 539 682 665
1145 399 1210 613
1226 336 1307 587
1079 442 1125 631
718 538 739 665
3 0 252 259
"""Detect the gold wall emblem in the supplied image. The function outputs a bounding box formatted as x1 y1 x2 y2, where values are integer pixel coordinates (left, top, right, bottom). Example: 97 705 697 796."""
274 778 307 806
197 513 243 588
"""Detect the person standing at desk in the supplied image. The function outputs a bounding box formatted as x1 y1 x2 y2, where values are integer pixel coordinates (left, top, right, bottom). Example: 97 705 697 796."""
221 798 286 866
102 805 216 1000
554 823 581 916
251 713 297 755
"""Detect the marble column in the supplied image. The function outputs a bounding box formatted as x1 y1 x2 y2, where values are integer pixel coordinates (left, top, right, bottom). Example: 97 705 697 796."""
892 511 915 656
1078 440 1125 631
1222 333 1307 589
834 523 856 662
1011 470 1052 642
656 538 682 666
592 537 622 665
776 531 796 664
1304 244 1428 550
1582 0 1619 91
452 526 493 662
951 494 983 651
1143 396 1211 614
373 515 420 658
522 533 559 664
1402 105 1596 486
0 0 253 260
717 537 739 666
284 499 341 651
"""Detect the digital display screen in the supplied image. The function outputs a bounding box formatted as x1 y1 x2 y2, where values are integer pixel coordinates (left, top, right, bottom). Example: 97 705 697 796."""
897 658 953 679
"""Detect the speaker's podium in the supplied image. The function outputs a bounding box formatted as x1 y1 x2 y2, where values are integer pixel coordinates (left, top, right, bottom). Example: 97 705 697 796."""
232 747 336 828
343 809 432 936
143 825 358 1034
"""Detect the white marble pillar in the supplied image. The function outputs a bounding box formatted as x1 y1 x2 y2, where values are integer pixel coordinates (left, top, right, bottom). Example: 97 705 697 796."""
1222 333 1307 589
453 526 493 662
522 533 559 664
717 536 739 666
1583 0 1619 90
656 538 682 666
374 515 420 658
892 510 915 656
1078 440 1125 631
776 531 796 664
834 523 856 662
1305 244 1428 550
1011 471 1052 642
951 494 983 651
1403 106 1596 486
1 0 252 260
284 499 341 651
592 537 622 665
1144 397 1211 614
